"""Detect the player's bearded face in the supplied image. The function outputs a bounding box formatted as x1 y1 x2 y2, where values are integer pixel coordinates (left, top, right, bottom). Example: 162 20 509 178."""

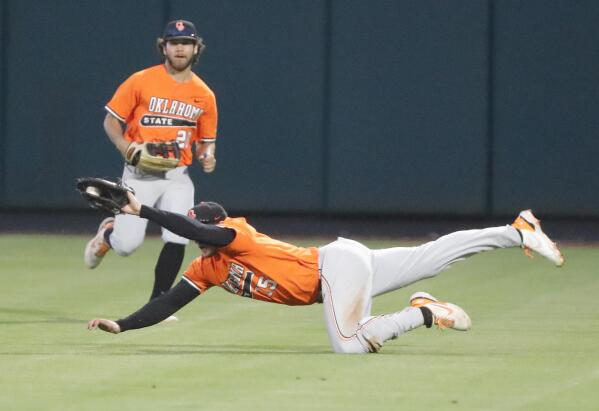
164 40 197 71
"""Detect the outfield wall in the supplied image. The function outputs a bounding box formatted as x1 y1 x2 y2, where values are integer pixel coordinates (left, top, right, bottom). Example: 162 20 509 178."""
0 1 597 216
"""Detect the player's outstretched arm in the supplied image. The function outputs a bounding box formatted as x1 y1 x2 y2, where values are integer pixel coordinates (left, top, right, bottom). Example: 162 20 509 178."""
87 280 200 334
120 191 234 246
139 205 235 247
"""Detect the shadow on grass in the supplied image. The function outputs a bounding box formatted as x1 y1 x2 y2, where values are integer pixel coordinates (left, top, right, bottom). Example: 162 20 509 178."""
0 306 87 324
0 342 493 357
0 343 333 356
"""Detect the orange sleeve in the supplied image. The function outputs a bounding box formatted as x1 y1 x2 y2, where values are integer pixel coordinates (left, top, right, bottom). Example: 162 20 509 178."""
218 219 254 255
182 258 213 293
105 74 140 122
197 91 218 141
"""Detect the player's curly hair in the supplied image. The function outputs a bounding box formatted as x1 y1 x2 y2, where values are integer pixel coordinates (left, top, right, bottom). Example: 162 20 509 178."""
156 37 206 66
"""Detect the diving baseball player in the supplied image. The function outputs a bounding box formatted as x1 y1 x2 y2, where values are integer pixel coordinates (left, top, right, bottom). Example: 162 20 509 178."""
84 19 218 310
88 192 564 354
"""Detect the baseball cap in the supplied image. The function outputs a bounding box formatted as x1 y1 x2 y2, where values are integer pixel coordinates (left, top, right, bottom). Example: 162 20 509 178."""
162 19 198 41
189 201 228 224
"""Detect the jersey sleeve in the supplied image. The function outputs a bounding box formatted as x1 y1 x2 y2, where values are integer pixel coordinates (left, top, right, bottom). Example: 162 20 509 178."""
219 219 255 255
105 73 140 122
182 258 213 293
197 91 218 142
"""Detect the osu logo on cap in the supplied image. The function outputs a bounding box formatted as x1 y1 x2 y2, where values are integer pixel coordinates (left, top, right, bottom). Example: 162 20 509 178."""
176 21 185 31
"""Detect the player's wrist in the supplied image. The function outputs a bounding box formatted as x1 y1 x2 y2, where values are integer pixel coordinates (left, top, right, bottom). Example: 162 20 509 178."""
114 319 127 333
120 141 133 158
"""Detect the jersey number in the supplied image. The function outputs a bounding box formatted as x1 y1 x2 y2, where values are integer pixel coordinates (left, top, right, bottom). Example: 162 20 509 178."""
242 273 278 298
176 130 190 148
223 262 279 299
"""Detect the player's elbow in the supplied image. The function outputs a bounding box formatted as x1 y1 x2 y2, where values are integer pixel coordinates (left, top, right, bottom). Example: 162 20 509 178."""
103 113 123 135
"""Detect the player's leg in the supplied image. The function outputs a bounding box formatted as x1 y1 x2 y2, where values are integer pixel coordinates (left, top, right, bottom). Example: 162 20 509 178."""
84 166 161 268
355 294 471 353
370 225 520 297
149 243 185 300
151 167 194 300
319 238 375 353
108 167 163 256
320 238 438 353
370 210 563 297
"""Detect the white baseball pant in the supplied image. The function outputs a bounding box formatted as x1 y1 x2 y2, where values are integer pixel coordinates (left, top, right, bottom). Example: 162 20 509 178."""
318 225 521 353
109 165 195 256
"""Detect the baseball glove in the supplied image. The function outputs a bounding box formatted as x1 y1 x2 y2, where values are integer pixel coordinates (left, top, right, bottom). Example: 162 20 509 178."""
76 177 135 214
125 141 181 173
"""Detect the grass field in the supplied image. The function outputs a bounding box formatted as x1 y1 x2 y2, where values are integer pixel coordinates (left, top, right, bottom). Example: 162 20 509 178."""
0 233 598 410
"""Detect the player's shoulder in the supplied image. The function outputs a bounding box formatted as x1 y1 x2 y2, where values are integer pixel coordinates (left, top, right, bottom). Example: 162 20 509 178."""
120 65 163 86
187 254 210 273
220 216 248 226
219 217 252 233
190 72 215 96
131 64 165 79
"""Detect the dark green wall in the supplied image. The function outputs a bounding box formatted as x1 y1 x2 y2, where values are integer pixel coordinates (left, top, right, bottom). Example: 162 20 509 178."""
173 1 328 211
327 1 489 214
0 0 5 204
492 0 599 215
0 0 597 216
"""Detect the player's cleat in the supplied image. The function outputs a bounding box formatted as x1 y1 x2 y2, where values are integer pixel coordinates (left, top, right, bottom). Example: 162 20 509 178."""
409 291 438 308
512 209 564 267
410 292 472 331
84 217 114 269
161 315 179 323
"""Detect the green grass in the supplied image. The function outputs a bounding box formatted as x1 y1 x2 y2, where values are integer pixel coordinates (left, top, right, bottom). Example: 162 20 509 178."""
0 234 598 410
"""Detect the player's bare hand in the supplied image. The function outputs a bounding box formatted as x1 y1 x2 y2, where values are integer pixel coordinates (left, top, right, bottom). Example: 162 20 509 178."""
87 319 121 334
121 191 141 215
199 154 216 173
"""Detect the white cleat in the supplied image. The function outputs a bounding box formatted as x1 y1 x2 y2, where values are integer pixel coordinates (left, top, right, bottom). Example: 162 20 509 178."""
84 217 114 269
512 209 564 267
161 315 179 323
410 292 472 331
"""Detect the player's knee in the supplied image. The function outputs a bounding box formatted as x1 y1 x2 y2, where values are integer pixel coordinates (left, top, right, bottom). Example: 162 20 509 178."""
330 337 370 354
110 236 143 256
332 344 369 354
113 244 139 257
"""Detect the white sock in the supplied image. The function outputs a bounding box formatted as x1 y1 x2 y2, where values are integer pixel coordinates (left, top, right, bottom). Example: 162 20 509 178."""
358 307 425 351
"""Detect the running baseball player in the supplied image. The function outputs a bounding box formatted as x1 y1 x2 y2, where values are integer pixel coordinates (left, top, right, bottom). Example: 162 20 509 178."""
84 20 218 311
88 192 564 354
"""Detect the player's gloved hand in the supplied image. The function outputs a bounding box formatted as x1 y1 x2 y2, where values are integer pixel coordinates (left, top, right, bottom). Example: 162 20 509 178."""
87 319 121 334
121 191 142 216
125 141 181 173
76 177 135 215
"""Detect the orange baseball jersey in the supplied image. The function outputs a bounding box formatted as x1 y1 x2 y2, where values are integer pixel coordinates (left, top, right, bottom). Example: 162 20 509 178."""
183 217 321 306
105 64 217 166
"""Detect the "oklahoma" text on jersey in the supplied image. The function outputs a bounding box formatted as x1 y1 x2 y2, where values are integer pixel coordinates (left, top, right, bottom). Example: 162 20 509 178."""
148 97 203 120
